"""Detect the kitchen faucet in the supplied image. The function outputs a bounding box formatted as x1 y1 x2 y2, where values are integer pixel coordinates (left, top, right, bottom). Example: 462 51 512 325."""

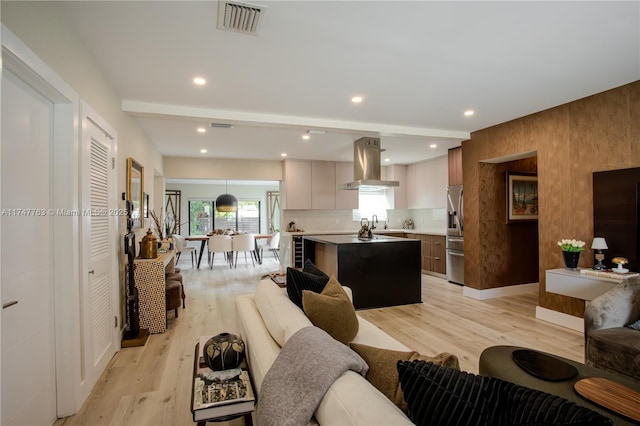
371 215 378 230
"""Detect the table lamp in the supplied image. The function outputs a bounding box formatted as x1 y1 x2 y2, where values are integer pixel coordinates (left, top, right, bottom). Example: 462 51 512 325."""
591 237 608 271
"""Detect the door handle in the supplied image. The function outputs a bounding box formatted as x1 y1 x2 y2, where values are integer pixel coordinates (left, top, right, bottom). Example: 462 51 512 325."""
89 270 95 274
448 251 464 257
2 300 18 309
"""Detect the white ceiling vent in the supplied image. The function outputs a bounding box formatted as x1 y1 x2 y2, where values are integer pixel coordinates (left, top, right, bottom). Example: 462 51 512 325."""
209 122 234 129
217 1 266 35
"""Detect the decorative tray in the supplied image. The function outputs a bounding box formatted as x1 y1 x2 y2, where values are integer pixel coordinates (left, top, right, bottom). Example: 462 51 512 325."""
574 377 640 422
512 349 578 381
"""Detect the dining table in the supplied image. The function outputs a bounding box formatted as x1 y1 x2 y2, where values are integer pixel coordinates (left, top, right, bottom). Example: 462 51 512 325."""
185 234 274 268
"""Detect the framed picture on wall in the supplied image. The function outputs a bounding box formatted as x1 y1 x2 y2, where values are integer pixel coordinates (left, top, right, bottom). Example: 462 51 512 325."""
127 158 144 229
144 193 149 218
507 172 538 223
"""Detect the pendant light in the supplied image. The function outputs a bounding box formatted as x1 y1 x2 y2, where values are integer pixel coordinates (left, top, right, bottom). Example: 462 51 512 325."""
216 181 238 212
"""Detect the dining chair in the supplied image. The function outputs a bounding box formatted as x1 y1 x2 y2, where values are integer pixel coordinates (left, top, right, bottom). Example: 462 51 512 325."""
268 232 280 262
208 234 233 269
173 234 196 267
232 234 256 268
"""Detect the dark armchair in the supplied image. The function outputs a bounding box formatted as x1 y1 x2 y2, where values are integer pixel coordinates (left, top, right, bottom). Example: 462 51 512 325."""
584 278 640 381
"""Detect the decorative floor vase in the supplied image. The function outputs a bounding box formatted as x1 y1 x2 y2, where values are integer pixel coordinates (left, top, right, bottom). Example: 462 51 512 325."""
563 251 580 270
203 332 245 371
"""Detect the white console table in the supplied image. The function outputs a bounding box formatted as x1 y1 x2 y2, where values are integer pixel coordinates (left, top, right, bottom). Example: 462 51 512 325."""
130 250 175 333
537 268 625 331
545 268 620 301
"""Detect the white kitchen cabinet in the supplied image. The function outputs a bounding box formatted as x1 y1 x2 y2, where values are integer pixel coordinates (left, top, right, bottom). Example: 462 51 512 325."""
283 159 312 209
406 163 417 209
406 156 447 209
415 161 429 207
383 164 407 209
424 156 447 208
335 161 358 209
311 161 335 209
283 159 357 210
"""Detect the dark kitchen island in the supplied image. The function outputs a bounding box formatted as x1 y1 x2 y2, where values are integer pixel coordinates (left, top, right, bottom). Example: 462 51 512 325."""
302 234 422 309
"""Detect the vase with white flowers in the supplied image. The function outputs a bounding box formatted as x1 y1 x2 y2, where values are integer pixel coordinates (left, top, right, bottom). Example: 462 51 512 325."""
557 239 585 269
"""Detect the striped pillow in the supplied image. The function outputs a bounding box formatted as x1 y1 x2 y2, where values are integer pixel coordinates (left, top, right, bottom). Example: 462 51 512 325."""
286 267 329 310
397 360 612 426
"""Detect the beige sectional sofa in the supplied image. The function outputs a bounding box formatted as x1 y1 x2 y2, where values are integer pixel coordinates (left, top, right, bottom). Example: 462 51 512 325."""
235 278 414 425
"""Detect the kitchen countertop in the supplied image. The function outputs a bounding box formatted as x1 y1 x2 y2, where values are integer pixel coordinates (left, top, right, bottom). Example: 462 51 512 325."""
284 228 446 237
302 234 418 245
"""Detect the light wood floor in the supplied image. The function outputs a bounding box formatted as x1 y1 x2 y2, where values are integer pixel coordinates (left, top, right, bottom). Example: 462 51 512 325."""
55 254 584 425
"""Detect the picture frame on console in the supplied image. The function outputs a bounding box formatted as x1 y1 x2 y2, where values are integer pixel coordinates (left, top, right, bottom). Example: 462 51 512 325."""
507 172 538 223
127 157 144 229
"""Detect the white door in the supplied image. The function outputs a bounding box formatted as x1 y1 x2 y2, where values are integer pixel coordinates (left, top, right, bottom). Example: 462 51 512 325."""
1 69 57 425
79 109 117 402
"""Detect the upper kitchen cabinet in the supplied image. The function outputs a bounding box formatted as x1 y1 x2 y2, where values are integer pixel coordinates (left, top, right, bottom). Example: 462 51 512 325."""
335 162 358 209
383 164 407 209
406 163 417 208
311 161 336 209
406 155 448 209
283 159 312 209
448 146 463 186
282 159 357 210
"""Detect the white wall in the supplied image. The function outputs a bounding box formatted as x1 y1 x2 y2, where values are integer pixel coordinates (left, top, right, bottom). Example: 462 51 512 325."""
165 182 280 237
1 2 163 239
164 156 282 181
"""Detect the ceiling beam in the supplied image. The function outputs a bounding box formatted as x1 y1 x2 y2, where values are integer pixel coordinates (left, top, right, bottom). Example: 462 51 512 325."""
122 100 470 142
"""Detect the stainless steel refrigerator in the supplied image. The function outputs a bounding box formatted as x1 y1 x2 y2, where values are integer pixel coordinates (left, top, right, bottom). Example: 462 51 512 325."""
446 185 464 285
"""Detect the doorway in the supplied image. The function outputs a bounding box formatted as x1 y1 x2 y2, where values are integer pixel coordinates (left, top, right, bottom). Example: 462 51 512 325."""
477 152 539 287
2 26 82 421
1 64 58 426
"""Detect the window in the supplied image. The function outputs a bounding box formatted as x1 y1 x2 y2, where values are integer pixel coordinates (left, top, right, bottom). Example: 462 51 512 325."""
188 199 261 234
352 189 389 222
189 200 214 235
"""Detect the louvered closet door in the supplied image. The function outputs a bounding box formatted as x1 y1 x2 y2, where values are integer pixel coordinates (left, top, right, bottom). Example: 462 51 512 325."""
82 117 116 399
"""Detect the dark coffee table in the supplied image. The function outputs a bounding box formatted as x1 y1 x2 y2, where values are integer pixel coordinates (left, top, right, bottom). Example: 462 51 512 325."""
480 345 640 426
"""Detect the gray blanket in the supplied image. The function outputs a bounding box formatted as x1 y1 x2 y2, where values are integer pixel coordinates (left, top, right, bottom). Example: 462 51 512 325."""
257 326 369 426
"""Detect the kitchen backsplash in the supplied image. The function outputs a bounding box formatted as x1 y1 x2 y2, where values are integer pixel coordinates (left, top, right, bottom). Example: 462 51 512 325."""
282 208 446 232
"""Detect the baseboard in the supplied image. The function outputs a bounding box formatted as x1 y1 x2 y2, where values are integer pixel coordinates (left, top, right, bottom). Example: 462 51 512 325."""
535 307 583 332
462 282 539 300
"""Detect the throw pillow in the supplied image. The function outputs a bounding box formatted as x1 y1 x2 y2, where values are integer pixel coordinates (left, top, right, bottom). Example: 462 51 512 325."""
628 319 640 330
349 342 459 413
286 266 330 310
397 360 613 426
303 259 329 278
302 276 359 345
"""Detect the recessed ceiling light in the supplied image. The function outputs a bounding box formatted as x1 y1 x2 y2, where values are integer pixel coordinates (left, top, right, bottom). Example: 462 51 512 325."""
302 134 310 140
281 153 287 157
430 144 437 148
200 148 207 153
197 127 206 133
464 110 475 116
351 96 363 103
193 77 206 86
384 158 390 162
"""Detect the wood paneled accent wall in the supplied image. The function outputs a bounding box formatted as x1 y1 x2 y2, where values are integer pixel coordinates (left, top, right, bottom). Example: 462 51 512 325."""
477 158 539 289
463 81 640 317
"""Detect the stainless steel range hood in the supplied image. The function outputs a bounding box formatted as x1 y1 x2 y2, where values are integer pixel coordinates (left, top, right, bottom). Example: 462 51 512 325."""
338 137 400 191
